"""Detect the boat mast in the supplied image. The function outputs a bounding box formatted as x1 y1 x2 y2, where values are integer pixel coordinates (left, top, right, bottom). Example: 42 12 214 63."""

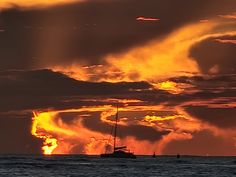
113 106 118 152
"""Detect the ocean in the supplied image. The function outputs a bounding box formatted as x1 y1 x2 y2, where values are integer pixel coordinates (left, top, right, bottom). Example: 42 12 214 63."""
0 155 236 177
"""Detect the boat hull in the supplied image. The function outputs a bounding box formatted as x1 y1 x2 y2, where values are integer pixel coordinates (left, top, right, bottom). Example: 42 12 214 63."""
101 151 136 158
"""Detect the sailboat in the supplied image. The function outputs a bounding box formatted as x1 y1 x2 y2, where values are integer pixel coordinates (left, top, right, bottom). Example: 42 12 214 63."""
100 107 136 158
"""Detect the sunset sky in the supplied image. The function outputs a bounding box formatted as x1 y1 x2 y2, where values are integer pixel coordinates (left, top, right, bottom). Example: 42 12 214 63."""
0 0 236 156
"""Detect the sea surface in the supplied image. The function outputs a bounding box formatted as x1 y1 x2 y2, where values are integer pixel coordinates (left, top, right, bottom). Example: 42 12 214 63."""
0 155 236 177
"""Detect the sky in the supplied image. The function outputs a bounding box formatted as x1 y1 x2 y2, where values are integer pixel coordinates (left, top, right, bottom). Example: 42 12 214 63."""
0 0 236 156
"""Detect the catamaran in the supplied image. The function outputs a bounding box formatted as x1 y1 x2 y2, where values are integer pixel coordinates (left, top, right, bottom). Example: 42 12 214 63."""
100 107 136 158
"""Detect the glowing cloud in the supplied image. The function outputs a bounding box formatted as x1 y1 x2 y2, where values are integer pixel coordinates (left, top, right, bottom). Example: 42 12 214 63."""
200 19 209 23
0 0 82 9
136 16 160 22
51 19 236 83
32 112 58 155
219 13 236 20
153 81 184 94
28 14 236 156
31 107 117 155
30 105 210 155
32 111 76 155
104 22 214 82
104 20 236 82
215 39 236 44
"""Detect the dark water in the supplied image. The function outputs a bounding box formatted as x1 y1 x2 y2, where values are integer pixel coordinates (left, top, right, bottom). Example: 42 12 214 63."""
0 155 236 177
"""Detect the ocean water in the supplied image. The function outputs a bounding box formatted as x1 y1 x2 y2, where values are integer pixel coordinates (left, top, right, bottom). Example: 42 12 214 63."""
0 155 236 177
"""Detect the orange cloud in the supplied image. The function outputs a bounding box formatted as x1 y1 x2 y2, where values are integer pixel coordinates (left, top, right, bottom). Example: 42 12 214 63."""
50 18 236 84
200 19 209 23
104 22 215 82
32 111 76 155
52 23 204 82
219 13 236 20
31 105 211 155
215 39 236 44
136 16 160 22
0 0 81 9
31 17 236 155
153 81 185 94
32 109 111 155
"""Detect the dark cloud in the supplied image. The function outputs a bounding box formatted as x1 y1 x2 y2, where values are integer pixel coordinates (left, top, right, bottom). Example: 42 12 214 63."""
163 130 236 156
170 74 236 93
0 0 236 70
185 106 236 129
0 69 154 112
1 69 235 114
0 69 152 96
58 111 170 142
0 71 234 154
0 114 43 154
166 74 236 107
190 36 236 74
80 112 169 142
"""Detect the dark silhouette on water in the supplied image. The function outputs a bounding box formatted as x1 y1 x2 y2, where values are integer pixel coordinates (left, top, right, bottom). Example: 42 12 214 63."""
152 152 156 158
177 154 180 159
100 106 136 158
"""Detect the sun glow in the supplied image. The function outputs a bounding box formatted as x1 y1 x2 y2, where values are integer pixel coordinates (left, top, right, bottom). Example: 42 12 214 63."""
31 111 75 155
154 81 184 94
31 107 115 155
31 112 58 155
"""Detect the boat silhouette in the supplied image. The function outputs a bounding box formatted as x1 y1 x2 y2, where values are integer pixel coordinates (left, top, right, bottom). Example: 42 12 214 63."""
152 152 156 158
100 107 136 158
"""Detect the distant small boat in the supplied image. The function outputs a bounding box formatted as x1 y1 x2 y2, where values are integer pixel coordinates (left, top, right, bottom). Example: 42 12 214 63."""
100 107 136 159
152 152 156 158
177 154 180 159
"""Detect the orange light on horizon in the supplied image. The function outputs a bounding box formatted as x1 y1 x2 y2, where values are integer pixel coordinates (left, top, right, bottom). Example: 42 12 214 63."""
136 16 160 22
31 111 75 155
31 112 58 155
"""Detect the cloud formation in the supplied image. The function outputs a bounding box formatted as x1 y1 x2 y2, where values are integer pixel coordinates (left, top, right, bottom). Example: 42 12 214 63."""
0 69 235 154
0 0 80 9
0 0 235 72
0 114 43 154
136 16 160 22
0 0 236 155
163 130 236 156
185 106 236 129
190 35 236 74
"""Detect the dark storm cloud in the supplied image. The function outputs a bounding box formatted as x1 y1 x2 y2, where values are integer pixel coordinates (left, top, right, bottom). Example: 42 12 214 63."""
170 74 236 91
1 69 235 117
57 110 172 145
0 69 157 154
0 0 236 69
80 112 169 142
185 106 236 129
1 69 235 113
189 35 236 74
0 114 43 154
0 69 155 112
163 130 236 156
0 70 235 154
162 75 236 109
